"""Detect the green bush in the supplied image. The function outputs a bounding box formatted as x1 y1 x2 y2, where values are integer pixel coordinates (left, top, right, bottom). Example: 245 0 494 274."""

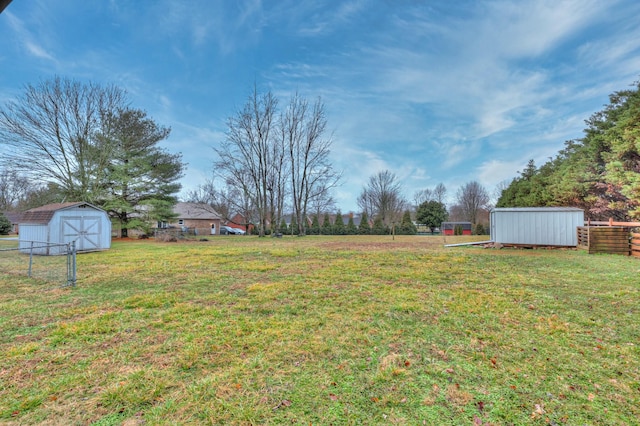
371 217 388 235
0 212 11 235
309 215 320 235
346 215 357 235
358 212 371 235
334 211 346 235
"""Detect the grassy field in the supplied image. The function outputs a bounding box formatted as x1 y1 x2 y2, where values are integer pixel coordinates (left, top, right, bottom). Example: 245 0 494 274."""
1 235 639 425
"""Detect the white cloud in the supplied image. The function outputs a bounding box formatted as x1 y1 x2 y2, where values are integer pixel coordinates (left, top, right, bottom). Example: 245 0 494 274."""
477 159 526 188
5 11 57 63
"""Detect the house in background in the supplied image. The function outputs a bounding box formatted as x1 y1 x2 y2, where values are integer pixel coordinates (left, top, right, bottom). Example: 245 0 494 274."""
168 202 222 235
18 202 111 254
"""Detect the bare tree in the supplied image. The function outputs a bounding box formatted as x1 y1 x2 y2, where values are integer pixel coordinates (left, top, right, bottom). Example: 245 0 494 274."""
282 93 340 235
433 183 447 204
413 188 433 207
455 181 490 224
214 87 277 236
0 168 32 210
185 179 230 218
0 76 128 202
493 179 511 205
268 124 288 234
186 177 257 232
414 183 446 208
358 170 407 226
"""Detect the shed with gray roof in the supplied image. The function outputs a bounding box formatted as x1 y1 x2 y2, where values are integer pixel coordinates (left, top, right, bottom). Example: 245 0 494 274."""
19 202 111 254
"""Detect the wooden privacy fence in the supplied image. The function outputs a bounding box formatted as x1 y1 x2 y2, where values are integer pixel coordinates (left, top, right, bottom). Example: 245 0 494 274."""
632 233 640 258
578 219 640 257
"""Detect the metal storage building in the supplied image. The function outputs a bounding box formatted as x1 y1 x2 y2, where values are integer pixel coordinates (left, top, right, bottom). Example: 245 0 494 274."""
19 202 111 255
490 207 584 247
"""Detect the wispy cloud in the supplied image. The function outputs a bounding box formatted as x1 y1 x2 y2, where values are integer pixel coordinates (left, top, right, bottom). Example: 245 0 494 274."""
296 0 367 36
4 11 56 62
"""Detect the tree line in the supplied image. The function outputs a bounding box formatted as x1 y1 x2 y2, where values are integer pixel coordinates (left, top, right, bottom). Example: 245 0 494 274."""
1 76 496 236
497 80 640 220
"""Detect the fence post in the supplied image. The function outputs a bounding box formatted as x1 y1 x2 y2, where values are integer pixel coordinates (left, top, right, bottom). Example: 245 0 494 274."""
28 241 34 277
68 240 77 287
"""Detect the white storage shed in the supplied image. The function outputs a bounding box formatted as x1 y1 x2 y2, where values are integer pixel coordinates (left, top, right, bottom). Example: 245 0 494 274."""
19 202 111 255
490 207 584 247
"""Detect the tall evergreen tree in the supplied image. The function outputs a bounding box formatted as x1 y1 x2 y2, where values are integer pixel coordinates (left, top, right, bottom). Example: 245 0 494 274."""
334 211 346 235
321 212 333 235
310 214 320 235
398 210 417 235
346 215 357 235
496 81 640 220
358 212 371 235
279 218 288 234
290 215 299 236
98 108 184 237
372 216 388 235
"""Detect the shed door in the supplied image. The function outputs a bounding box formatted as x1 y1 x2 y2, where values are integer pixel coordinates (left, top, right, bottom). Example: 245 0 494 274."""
60 216 102 251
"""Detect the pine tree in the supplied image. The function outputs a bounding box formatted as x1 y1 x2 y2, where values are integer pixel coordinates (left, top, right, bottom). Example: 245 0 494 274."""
358 212 371 235
372 216 388 235
334 211 346 235
398 210 417 235
346 215 357 235
310 214 320 235
279 218 288 234
0 212 11 235
321 212 333 235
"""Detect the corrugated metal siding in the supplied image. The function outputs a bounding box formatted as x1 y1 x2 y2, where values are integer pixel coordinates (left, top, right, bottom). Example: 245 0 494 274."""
19 204 111 254
491 208 584 246
18 224 52 254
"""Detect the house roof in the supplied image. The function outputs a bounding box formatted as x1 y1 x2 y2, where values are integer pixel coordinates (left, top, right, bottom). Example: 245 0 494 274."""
173 202 222 220
1 211 22 224
20 202 103 224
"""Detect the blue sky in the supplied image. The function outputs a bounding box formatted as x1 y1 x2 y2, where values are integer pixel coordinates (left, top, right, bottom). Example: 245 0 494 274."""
1 0 640 212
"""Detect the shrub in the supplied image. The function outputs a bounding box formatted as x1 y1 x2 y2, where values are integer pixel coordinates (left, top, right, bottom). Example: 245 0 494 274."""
358 212 371 235
0 212 12 235
372 217 388 235
398 210 417 235
346 215 357 235
321 213 333 235
334 211 346 235
310 215 320 235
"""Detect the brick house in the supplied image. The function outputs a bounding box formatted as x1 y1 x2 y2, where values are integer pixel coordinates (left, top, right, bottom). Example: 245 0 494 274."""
168 202 223 235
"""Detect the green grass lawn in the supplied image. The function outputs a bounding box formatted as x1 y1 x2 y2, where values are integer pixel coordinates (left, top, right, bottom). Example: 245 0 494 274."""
1 235 639 425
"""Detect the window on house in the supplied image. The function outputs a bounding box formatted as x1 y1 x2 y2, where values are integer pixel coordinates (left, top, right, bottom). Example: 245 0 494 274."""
178 219 184 225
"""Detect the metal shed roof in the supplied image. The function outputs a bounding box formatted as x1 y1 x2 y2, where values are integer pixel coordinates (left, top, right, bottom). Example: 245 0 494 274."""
491 207 583 212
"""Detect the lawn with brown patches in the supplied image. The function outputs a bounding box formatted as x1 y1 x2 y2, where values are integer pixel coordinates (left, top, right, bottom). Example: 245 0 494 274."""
1 235 639 424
